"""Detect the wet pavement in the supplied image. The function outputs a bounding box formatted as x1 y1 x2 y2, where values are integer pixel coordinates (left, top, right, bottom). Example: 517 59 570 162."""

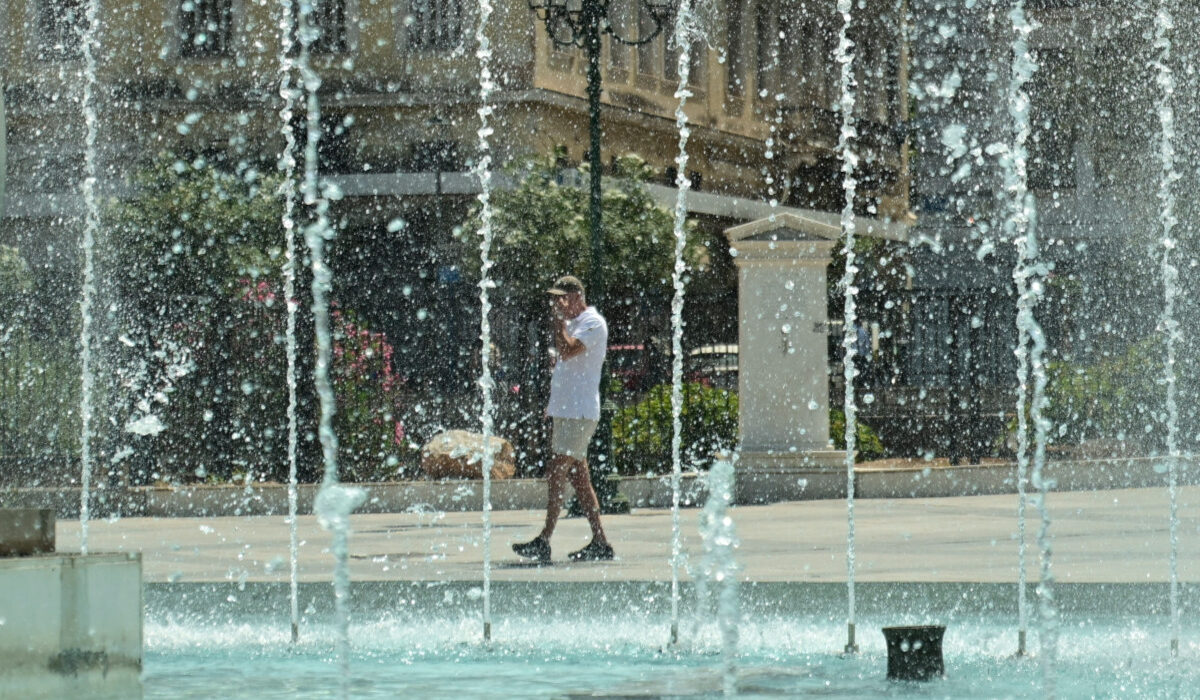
53 485 1200 585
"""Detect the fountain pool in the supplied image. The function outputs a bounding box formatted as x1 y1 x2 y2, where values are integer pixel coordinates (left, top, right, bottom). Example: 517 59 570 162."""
6 0 1200 697
137 581 1199 699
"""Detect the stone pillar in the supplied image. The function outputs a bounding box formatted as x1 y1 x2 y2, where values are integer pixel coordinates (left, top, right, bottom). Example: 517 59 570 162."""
726 213 846 503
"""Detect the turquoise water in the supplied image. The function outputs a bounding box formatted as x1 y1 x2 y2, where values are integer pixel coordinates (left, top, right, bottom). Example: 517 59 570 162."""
140 582 1199 698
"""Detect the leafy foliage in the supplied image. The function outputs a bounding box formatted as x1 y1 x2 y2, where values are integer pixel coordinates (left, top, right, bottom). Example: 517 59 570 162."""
0 246 80 463
331 309 418 481
612 382 738 475
830 409 885 462
102 155 417 483
457 153 711 322
1043 338 1166 451
102 155 289 483
105 154 286 320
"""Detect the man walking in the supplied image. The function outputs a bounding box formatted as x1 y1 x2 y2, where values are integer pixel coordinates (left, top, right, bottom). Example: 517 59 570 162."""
512 275 614 562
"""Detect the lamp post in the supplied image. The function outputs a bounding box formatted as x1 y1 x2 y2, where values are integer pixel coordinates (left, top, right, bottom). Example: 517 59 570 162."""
527 0 676 306
0 78 7 222
527 0 676 512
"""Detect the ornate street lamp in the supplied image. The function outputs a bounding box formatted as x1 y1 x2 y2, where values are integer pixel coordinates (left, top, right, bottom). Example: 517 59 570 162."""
527 0 677 306
527 0 677 512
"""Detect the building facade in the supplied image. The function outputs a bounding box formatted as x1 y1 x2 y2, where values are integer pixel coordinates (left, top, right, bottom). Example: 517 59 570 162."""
889 0 1200 458
0 0 909 367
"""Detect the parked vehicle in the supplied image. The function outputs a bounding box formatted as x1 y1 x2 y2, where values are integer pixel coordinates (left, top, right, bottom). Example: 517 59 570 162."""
684 344 738 391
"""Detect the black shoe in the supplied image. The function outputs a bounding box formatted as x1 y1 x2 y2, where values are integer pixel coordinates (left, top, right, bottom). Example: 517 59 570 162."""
568 540 614 562
512 537 550 563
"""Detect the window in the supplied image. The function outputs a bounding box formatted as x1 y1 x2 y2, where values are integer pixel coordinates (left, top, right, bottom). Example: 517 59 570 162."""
636 4 660 77
37 0 88 61
407 0 464 51
180 0 234 58
725 0 745 96
606 0 632 71
1028 48 1077 190
754 0 777 96
664 41 706 88
292 0 349 54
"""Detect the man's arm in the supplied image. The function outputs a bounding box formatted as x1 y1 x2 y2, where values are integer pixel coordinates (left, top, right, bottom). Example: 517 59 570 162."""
553 318 588 360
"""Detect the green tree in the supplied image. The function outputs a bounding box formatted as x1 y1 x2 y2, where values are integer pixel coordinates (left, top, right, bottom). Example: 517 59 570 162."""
458 153 712 327
1043 338 1166 453
102 155 290 484
102 155 417 484
830 408 885 462
0 245 80 464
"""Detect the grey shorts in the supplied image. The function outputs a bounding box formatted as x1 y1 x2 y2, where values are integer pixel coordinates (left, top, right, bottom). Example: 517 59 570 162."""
551 417 598 459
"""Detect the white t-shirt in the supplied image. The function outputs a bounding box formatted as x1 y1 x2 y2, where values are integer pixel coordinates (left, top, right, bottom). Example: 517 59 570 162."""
546 306 608 420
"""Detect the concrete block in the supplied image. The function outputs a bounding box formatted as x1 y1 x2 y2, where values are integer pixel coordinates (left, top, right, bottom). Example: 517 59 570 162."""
1048 457 1168 492
857 465 1016 499
618 473 707 509
0 552 143 698
735 449 847 504
0 508 55 556
142 483 317 518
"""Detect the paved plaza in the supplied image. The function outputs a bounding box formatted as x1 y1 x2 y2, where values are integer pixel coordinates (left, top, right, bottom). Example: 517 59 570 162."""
52 485 1200 585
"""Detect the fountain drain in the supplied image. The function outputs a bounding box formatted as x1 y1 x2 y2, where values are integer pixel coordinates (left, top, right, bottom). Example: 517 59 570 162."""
882 625 945 681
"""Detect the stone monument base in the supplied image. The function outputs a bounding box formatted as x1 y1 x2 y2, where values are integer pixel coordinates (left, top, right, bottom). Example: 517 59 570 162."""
735 449 848 504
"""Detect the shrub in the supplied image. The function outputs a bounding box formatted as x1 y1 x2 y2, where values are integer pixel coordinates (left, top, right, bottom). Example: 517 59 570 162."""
221 283 420 482
1043 338 1165 451
830 409 885 462
102 157 419 483
612 382 738 475
102 155 289 484
457 153 710 323
331 309 419 481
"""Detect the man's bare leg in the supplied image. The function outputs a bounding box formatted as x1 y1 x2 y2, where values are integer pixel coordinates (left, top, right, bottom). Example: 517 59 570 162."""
516 454 611 561
538 455 571 541
513 456 570 561
563 456 609 545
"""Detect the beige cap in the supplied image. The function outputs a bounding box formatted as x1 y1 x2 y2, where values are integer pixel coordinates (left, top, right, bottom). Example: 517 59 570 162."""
546 275 585 296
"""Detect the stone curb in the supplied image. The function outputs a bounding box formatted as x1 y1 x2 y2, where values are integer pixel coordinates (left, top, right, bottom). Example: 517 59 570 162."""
0 456 1192 518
